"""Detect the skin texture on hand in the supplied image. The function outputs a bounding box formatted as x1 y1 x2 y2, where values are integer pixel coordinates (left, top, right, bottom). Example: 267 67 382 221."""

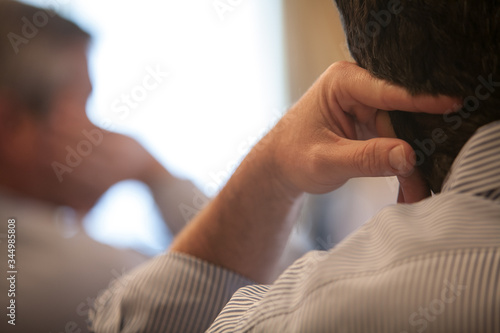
270 62 460 199
171 62 460 283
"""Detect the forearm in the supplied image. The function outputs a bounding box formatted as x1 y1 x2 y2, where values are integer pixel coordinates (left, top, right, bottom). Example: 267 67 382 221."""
147 170 209 236
170 62 459 284
170 135 304 283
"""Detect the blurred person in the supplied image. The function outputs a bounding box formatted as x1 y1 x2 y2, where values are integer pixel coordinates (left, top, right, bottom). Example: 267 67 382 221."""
89 0 499 332
0 1 209 331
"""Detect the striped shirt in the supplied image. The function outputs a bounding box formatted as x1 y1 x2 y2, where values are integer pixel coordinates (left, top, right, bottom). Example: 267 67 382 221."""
90 121 500 333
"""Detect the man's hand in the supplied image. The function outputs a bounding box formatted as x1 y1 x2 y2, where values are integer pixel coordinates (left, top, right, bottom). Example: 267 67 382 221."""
265 61 459 201
171 62 459 283
40 98 176 214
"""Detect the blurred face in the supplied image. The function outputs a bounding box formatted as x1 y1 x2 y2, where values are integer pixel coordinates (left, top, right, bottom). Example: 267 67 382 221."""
24 41 94 185
45 41 94 148
0 41 94 203
2 39 160 212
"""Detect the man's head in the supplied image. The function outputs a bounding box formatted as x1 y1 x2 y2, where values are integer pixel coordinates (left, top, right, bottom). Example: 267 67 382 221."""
334 0 500 193
0 0 91 116
0 1 93 204
0 1 167 213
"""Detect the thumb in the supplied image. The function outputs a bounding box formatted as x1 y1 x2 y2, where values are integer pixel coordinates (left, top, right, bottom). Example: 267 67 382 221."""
347 138 416 178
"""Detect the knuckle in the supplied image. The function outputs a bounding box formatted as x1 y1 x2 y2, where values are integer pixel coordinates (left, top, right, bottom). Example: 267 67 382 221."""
305 145 330 178
325 61 352 81
328 61 351 72
356 141 381 176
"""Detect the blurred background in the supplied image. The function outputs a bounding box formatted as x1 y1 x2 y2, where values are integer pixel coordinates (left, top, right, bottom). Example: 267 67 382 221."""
20 0 399 255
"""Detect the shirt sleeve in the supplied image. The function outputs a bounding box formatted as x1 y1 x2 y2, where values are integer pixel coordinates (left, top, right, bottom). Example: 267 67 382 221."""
208 193 500 332
89 252 254 333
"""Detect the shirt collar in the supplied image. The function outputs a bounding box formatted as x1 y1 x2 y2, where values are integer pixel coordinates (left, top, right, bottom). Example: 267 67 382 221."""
442 120 500 202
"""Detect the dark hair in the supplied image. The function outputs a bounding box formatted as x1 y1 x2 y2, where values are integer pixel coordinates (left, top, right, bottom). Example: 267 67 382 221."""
0 0 90 116
334 0 500 192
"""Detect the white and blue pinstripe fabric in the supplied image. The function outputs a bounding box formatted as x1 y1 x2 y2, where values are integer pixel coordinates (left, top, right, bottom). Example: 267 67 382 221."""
90 121 500 333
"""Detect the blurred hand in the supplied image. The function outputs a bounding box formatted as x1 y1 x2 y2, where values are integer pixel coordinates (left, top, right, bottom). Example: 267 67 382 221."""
37 92 173 213
0 41 177 216
44 126 171 213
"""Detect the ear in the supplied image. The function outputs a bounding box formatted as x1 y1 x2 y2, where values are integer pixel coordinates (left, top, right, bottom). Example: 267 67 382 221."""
375 110 397 138
0 92 40 163
375 110 432 203
0 92 15 133
0 91 31 134
397 168 431 204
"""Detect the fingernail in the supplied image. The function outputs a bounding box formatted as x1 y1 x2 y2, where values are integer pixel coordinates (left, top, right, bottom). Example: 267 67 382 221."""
389 146 412 175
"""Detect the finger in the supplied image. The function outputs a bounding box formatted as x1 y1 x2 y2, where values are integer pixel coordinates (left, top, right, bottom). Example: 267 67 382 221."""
332 62 461 115
397 168 431 204
314 137 416 183
351 138 416 178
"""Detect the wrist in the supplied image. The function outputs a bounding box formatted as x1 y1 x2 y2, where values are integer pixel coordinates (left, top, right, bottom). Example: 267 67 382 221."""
247 130 304 204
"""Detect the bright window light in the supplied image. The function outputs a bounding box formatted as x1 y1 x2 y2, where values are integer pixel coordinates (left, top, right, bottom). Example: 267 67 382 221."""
20 0 286 254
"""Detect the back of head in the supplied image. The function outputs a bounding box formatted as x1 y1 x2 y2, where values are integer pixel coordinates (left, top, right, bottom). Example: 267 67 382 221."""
0 0 90 117
334 0 500 192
